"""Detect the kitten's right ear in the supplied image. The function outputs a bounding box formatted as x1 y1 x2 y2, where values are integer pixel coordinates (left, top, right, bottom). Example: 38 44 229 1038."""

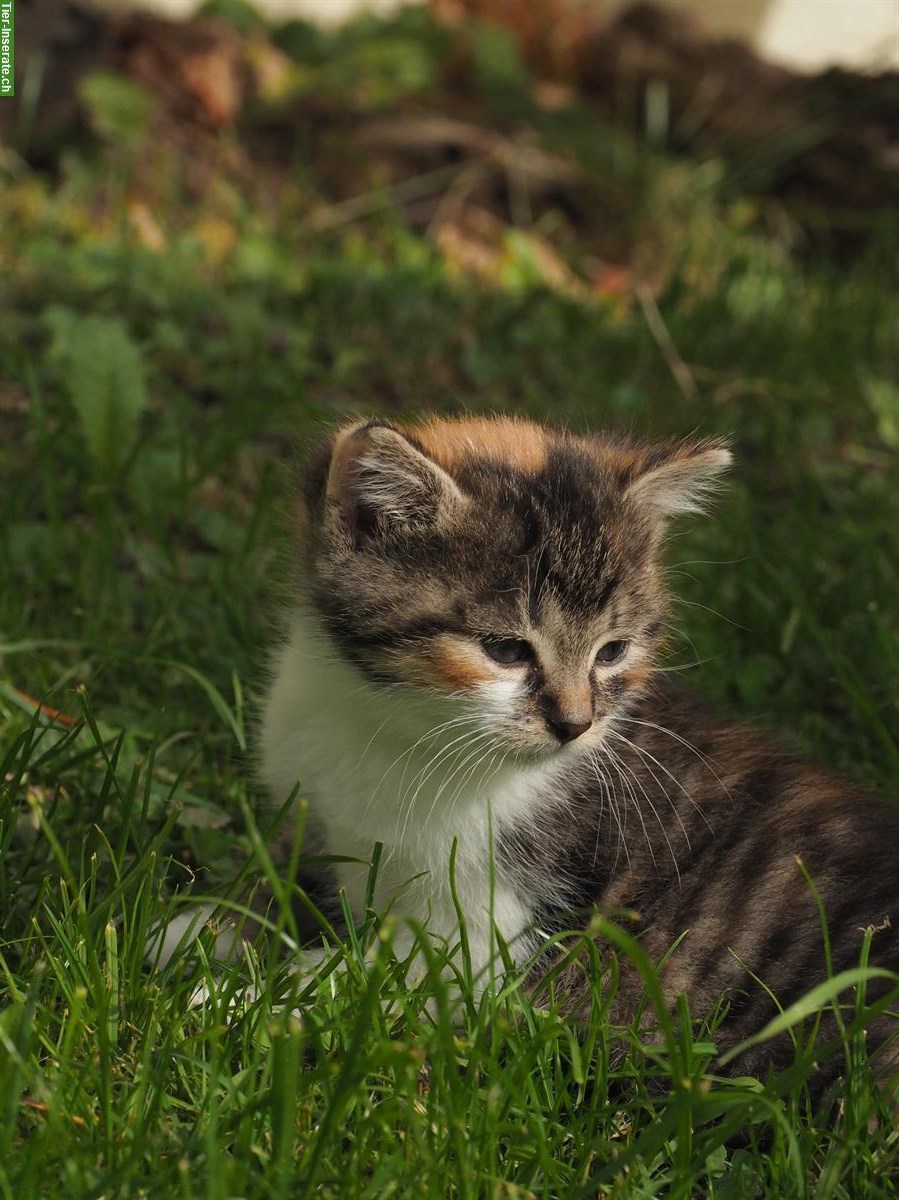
625 439 732 518
325 420 466 538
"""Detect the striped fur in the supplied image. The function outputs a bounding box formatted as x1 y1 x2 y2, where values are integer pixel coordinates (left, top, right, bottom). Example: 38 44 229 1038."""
262 416 899 1087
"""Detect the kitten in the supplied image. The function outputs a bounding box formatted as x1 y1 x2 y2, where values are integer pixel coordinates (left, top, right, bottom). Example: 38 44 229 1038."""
261 416 899 1083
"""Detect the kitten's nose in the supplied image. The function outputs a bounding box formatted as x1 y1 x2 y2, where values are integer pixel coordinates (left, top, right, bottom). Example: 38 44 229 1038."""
548 717 592 744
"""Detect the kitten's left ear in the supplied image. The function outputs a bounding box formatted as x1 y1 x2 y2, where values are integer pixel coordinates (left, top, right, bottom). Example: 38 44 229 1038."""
625 439 732 517
326 419 467 533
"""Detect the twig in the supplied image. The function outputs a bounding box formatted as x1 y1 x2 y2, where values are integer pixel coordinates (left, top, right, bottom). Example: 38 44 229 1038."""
307 162 478 232
9 686 76 727
635 282 697 402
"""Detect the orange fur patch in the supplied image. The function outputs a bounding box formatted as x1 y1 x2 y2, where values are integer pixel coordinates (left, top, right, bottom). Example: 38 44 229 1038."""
602 442 643 478
408 416 549 475
617 663 652 693
426 637 494 691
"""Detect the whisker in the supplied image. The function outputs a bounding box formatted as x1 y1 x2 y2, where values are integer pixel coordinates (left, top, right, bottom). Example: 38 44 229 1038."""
606 728 697 857
616 715 735 807
355 712 395 769
392 725 484 830
367 714 483 828
604 735 681 882
442 737 505 821
669 556 750 569
403 721 490 802
396 729 495 849
374 713 481 803
474 745 509 814
660 621 705 666
607 722 711 839
670 594 747 631
651 656 722 675
601 743 657 872
588 754 622 871
421 731 499 831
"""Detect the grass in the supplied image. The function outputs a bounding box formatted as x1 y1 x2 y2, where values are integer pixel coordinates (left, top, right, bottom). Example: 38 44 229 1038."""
3 10 899 1195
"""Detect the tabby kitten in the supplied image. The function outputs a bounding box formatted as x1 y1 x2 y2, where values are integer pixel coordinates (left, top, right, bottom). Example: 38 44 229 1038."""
261 416 899 1081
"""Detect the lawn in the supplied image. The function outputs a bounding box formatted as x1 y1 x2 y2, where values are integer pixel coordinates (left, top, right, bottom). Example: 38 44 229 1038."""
2 6 899 1196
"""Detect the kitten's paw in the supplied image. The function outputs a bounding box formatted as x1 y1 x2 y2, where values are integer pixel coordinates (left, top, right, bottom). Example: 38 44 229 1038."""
183 944 335 1017
186 979 260 1011
146 904 246 968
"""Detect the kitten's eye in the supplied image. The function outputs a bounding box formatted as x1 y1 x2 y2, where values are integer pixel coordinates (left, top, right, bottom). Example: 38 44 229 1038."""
482 638 532 666
595 640 629 665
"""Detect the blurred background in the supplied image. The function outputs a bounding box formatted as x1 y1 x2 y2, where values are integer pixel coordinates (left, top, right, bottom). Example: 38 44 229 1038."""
2 0 898 868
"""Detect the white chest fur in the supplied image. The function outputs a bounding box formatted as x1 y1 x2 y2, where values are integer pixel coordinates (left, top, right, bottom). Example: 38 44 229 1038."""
260 614 555 982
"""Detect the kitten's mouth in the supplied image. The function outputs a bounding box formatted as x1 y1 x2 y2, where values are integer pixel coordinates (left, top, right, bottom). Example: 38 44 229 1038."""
506 736 594 765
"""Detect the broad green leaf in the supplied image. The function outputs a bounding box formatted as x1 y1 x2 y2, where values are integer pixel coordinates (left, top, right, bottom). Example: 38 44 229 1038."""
46 309 148 481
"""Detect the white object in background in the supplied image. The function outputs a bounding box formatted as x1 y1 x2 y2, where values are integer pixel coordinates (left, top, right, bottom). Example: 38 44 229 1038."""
755 0 899 71
597 0 898 71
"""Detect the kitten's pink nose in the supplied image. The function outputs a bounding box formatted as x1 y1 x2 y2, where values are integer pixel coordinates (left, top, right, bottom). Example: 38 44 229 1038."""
549 717 592 744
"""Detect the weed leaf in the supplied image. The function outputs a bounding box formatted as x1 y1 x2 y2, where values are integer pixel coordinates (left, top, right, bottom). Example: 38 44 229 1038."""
46 309 148 482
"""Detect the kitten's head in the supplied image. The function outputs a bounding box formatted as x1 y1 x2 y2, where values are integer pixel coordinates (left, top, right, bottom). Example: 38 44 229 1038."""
299 417 730 758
